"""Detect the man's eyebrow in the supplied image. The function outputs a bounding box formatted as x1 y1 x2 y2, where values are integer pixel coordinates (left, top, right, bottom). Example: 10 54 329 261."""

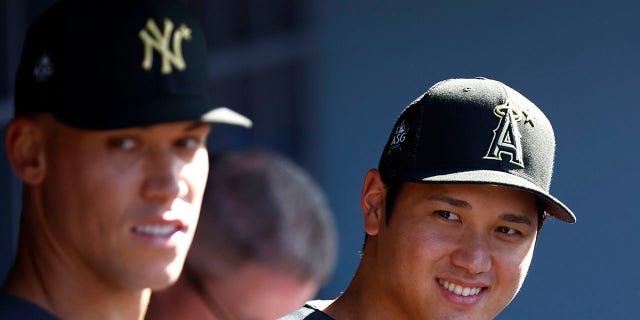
184 121 212 131
133 121 211 131
428 194 472 209
500 213 532 226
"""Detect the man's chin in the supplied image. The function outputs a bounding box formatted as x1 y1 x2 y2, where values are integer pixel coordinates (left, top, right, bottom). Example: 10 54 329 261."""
142 261 186 291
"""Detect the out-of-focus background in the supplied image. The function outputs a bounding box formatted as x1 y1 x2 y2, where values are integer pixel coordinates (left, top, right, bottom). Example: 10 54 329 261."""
2 0 638 318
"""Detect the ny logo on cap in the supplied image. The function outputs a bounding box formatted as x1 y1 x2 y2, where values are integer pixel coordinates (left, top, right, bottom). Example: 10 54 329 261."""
139 18 192 74
483 100 535 168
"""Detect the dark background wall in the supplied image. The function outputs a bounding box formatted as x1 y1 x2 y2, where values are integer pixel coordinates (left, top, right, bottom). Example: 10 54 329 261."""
2 0 639 319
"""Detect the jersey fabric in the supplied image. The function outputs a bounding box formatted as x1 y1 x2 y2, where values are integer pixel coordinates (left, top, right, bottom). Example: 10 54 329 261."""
0 293 58 319
279 300 335 320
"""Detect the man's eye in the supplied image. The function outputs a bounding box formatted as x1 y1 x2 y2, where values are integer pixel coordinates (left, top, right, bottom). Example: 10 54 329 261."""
176 137 203 149
436 210 460 221
108 138 137 150
496 226 520 236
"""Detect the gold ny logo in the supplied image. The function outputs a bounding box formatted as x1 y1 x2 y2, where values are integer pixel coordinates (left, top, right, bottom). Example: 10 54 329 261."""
138 18 192 74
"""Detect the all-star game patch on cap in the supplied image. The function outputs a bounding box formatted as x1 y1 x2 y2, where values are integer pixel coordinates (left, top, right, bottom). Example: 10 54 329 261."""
14 0 252 130
378 77 575 223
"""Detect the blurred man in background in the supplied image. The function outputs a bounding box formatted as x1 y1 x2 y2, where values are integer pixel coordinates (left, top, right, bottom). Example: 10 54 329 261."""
147 149 337 320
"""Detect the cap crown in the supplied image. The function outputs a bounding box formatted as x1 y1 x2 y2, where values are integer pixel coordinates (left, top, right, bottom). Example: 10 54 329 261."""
14 0 213 129
379 77 575 223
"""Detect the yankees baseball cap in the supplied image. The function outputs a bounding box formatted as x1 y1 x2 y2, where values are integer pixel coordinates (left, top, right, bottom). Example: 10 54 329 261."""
379 77 575 223
14 0 252 130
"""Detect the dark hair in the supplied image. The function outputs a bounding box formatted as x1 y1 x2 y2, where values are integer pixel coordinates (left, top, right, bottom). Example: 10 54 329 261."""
380 175 405 226
535 197 548 231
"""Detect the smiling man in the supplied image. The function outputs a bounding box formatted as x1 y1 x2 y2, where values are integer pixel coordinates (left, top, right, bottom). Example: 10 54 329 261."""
282 77 575 320
0 0 251 319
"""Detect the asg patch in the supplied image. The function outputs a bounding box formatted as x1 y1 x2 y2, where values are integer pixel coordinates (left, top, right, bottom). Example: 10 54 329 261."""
138 18 192 74
483 100 535 168
388 119 409 154
33 54 54 82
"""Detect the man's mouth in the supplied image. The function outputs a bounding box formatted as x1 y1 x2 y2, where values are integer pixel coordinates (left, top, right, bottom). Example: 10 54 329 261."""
133 225 180 237
437 279 484 297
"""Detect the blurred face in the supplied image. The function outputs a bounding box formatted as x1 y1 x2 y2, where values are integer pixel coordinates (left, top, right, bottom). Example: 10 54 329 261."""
369 182 539 320
40 120 211 290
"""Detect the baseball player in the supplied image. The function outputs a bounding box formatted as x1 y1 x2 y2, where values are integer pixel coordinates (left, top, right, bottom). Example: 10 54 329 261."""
1 0 251 318
281 77 575 320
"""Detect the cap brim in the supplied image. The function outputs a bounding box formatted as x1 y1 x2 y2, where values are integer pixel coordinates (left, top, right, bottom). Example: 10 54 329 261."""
202 107 253 128
404 170 576 223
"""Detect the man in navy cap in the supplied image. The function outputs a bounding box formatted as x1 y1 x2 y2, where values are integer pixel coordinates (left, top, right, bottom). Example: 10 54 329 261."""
1 0 251 318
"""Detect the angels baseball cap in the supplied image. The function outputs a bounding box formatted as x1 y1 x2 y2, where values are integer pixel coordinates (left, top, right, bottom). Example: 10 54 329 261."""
14 0 252 130
379 77 575 223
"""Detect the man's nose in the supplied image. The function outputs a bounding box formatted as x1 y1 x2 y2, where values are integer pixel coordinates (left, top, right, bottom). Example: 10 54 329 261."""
140 148 183 203
450 231 492 275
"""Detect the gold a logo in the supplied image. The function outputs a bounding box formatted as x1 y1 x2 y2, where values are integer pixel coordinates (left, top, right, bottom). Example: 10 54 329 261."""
139 18 192 74
483 100 535 168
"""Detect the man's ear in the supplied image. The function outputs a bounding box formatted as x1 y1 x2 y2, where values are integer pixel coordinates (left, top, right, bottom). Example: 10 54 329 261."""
5 117 47 185
360 169 386 236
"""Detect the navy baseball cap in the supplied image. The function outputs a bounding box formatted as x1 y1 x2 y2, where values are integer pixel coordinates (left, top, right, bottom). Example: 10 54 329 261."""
14 0 252 130
379 77 575 223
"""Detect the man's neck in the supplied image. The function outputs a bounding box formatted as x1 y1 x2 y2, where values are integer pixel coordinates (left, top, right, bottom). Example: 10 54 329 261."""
3 218 151 320
3 265 150 319
324 247 413 320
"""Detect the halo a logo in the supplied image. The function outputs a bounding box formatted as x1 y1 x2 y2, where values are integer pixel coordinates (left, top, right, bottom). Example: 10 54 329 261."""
483 99 535 168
